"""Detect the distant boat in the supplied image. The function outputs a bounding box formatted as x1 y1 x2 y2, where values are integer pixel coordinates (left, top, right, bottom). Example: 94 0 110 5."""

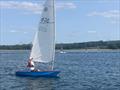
60 47 66 54
59 45 66 54
60 51 66 54
16 0 60 77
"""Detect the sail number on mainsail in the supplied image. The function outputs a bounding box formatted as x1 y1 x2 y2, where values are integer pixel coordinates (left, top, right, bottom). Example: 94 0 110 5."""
40 17 50 24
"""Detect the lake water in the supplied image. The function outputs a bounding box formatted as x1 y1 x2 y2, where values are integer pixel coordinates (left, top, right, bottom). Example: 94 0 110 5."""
0 50 120 90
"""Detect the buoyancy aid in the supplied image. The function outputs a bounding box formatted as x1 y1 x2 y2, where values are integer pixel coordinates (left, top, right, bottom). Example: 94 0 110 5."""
27 61 34 67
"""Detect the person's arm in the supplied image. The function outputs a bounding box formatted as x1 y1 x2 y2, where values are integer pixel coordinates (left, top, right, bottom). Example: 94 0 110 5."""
27 61 29 67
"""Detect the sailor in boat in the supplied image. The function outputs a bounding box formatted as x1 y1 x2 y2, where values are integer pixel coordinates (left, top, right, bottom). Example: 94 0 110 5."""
27 58 35 71
27 58 40 72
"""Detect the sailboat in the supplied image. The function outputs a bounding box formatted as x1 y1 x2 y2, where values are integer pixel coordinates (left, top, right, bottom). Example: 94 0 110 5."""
60 44 66 54
60 46 66 54
16 0 60 77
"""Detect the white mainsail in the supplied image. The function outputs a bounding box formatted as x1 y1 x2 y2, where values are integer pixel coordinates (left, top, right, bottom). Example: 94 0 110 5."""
30 0 55 63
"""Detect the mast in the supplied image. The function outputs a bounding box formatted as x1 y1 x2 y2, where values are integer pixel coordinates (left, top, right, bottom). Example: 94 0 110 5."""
51 0 55 70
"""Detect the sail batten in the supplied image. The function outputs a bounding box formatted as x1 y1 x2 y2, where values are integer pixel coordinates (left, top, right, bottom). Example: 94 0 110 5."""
30 0 55 63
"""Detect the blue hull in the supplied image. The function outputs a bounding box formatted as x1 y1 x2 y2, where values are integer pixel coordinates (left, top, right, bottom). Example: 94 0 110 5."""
16 71 60 77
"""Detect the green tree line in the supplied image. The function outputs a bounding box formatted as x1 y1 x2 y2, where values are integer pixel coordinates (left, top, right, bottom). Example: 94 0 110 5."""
0 40 120 50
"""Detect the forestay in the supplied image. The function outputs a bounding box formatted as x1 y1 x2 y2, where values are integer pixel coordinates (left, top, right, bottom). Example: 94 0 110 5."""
30 0 55 63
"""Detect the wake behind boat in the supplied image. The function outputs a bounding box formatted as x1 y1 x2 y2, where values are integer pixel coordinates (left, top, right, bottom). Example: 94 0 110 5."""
16 0 60 77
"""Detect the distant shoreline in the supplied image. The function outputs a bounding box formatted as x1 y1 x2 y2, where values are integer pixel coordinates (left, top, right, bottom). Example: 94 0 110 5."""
0 40 120 50
0 49 120 51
